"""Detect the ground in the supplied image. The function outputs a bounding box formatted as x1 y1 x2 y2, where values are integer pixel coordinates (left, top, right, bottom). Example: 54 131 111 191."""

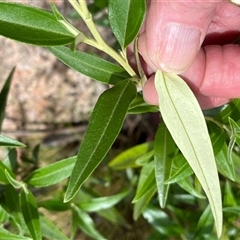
0 0 109 145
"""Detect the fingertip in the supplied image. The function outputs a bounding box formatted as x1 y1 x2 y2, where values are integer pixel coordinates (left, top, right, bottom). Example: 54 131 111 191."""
143 75 159 106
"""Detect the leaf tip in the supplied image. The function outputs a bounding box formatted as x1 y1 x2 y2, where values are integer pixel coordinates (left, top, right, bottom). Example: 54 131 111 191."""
63 192 73 203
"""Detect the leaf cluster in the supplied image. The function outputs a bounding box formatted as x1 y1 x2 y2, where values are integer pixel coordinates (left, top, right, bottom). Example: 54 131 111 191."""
0 0 240 239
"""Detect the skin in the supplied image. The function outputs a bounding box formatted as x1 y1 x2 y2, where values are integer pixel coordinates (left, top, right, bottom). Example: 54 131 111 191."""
137 1 240 109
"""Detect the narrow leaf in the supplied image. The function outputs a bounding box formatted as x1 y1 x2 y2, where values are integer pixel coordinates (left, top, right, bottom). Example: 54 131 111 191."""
154 70 222 237
0 207 9 224
228 117 240 164
0 2 74 46
165 162 193 184
25 156 77 187
143 206 182 236
195 205 214 238
0 135 26 148
4 185 27 235
223 206 240 214
108 0 146 48
20 190 42 240
5 170 23 189
208 122 226 156
177 178 205 199
214 99 240 123
135 149 154 166
132 162 156 203
109 142 153 169
231 150 240 184
223 181 236 207
154 122 175 208
133 162 157 220
127 105 159 114
72 205 105 240
98 208 130 228
65 80 136 202
0 161 15 184
39 199 69 212
0 67 15 132
0 227 32 240
40 216 69 240
133 187 156 221
4 148 19 172
215 143 235 181
79 190 128 212
48 46 130 84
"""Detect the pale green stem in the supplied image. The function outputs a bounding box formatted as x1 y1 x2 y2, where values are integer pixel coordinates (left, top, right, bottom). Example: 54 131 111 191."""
68 0 136 77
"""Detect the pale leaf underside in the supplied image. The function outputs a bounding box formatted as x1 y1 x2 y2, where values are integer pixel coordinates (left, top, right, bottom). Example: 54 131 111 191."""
154 70 222 237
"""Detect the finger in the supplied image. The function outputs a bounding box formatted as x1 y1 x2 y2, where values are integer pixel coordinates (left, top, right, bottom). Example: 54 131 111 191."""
204 1 240 45
138 0 221 74
207 1 240 34
143 44 240 109
143 74 230 110
189 44 240 98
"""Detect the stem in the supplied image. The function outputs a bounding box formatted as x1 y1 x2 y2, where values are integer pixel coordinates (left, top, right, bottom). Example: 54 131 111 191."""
68 0 136 77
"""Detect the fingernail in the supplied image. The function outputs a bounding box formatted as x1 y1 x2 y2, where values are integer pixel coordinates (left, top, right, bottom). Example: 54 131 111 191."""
157 23 201 73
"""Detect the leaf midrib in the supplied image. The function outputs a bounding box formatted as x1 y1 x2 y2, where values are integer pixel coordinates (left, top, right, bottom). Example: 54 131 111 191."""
69 81 130 197
160 73 218 225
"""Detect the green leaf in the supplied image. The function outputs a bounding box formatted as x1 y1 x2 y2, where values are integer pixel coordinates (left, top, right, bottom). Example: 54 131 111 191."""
133 187 156 221
0 161 15 184
65 80 136 202
38 197 69 212
79 190 128 212
40 216 69 240
25 156 76 187
98 208 129 228
165 162 193 184
223 181 236 207
4 148 19 172
0 2 75 46
177 178 205 199
0 135 26 148
228 117 240 164
4 185 27 235
0 227 32 240
127 105 159 114
154 70 222 237
0 206 9 224
128 93 158 114
20 190 42 240
135 149 154 166
195 205 214 238
50 2 79 38
0 67 15 132
223 206 240 214
208 122 226 156
214 99 240 123
48 46 130 84
5 170 23 189
109 142 153 169
72 205 105 240
215 143 235 181
231 151 240 184
154 122 175 208
108 0 146 48
143 206 182 236
132 162 156 203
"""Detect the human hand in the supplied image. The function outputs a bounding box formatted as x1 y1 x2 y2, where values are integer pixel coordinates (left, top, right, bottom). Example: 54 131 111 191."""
138 1 240 109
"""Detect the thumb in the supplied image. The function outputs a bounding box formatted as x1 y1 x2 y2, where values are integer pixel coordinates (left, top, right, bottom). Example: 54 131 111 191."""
138 1 222 74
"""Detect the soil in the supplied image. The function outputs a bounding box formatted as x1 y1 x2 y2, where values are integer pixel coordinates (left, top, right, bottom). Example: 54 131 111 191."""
0 0 109 139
